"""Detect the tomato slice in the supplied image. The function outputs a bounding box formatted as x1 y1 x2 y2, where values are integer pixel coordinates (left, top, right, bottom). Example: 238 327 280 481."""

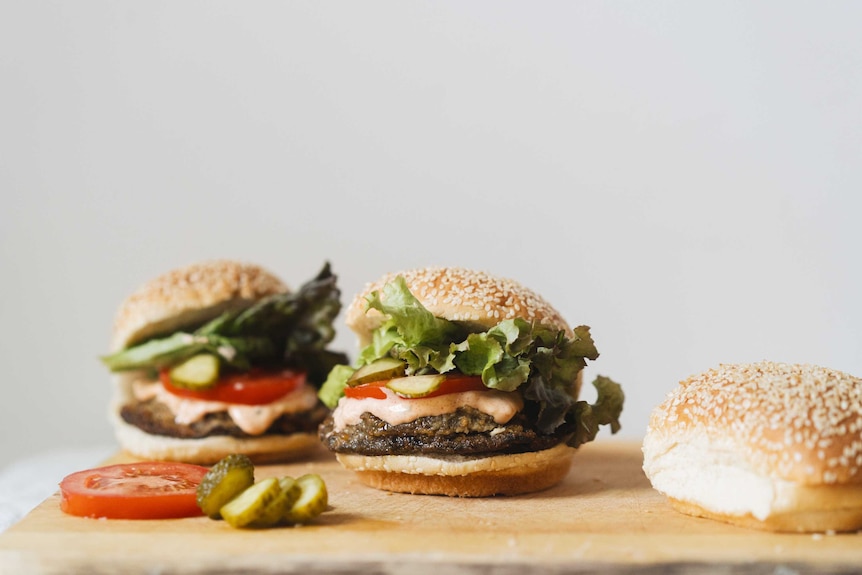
59 462 209 519
344 375 487 400
160 368 305 405
344 382 388 400
422 375 488 398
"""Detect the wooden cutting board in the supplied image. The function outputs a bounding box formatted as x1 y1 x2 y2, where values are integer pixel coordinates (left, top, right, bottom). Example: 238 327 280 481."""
0 440 859 574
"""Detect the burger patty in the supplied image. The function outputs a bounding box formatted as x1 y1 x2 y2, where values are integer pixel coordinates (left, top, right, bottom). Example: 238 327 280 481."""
318 407 572 456
121 399 329 439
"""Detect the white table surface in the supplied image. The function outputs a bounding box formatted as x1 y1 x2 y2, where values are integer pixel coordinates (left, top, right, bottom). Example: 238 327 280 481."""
0 445 116 533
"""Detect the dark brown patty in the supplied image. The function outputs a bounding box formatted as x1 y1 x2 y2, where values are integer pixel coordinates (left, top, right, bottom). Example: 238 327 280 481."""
121 398 329 439
318 407 571 457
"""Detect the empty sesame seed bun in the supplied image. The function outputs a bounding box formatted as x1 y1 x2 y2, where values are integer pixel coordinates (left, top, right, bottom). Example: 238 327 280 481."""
643 361 862 532
110 259 288 352
336 443 576 497
346 266 573 347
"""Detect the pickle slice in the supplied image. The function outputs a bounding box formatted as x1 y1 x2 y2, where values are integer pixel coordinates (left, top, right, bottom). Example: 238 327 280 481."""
196 454 255 519
251 477 300 528
285 473 329 524
385 374 446 398
347 357 407 386
220 477 282 529
169 353 220 390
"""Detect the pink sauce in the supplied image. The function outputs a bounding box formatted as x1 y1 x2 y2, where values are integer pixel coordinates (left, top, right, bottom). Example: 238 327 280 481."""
132 380 319 435
332 387 523 431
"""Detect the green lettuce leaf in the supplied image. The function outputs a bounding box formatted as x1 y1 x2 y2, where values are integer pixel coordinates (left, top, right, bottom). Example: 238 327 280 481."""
357 277 467 374
318 364 355 409
100 332 207 372
567 376 625 448
452 325 531 391
365 277 465 348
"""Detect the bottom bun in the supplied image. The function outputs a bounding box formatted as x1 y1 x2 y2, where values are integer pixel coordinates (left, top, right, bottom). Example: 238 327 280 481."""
668 497 862 534
336 443 575 497
643 433 862 533
111 413 319 465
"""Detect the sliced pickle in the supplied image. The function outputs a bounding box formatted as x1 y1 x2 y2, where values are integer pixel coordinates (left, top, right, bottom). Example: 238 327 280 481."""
347 357 407 386
196 454 255 519
219 477 282 529
169 353 220 390
285 473 329 524
385 374 447 398
251 477 300 528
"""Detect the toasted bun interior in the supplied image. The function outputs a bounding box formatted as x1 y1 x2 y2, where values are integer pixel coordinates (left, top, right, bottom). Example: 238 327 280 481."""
346 266 572 345
336 443 575 497
643 361 862 532
110 259 287 351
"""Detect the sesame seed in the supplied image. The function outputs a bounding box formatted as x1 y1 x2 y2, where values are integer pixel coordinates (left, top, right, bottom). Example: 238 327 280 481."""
111 260 287 350
346 266 572 336
648 361 862 485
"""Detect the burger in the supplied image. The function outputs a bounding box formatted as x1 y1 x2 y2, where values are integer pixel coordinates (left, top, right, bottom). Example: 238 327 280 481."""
642 361 862 532
101 260 348 464
318 266 623 496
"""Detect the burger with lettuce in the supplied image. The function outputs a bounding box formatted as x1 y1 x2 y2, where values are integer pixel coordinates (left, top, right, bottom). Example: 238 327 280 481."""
101 260 348 464
319 266 623 496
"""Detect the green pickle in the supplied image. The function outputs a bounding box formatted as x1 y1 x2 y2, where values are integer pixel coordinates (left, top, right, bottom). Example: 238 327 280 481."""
385 374 446 398
285 474 329 524
197 455 330 528
347 357 407 386
196 454 255 519
219 477 282 528
251 477 300 528
169 353 220 389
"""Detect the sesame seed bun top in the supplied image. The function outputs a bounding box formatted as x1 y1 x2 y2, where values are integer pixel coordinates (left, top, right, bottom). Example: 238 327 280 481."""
346 266 572 345
110 260 288 352
646 361 862 486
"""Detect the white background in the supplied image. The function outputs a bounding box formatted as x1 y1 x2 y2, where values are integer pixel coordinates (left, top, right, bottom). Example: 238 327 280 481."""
1 1 860 470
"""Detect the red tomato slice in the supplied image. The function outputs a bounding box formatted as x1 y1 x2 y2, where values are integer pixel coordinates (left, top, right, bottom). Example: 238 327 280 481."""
344 382 388 400
422 375 488 398
344 375 487 400
160 369 305 405
59 462 209 519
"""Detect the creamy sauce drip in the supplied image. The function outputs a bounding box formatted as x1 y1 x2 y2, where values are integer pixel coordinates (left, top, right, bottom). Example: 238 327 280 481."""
332 387 523 431
132 380 319 435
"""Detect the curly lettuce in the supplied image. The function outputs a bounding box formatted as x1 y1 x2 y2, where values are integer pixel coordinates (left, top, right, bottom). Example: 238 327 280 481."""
319 276 623 445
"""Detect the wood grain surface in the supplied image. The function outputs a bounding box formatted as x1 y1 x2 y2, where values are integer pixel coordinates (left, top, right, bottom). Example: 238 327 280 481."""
0 440 859 574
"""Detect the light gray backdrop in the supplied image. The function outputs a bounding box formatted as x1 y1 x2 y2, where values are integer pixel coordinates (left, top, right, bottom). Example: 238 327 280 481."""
2 1 860 469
